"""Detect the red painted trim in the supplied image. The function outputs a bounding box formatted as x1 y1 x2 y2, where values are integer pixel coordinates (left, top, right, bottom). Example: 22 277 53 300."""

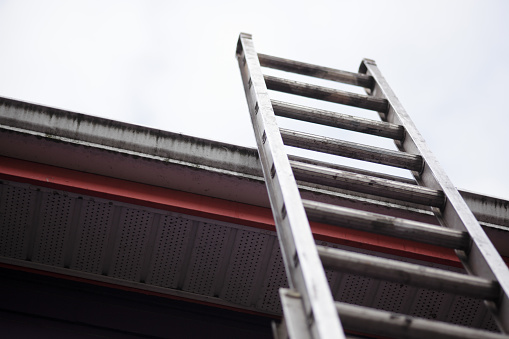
1 155 507 268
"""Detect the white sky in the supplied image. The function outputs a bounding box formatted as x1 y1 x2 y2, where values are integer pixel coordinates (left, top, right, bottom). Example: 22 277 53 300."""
0 0 508 199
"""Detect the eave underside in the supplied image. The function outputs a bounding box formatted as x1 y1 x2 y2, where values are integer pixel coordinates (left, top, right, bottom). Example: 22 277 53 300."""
1 96 508 333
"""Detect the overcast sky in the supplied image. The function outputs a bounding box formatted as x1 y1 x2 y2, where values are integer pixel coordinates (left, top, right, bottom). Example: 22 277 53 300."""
0 0 508 200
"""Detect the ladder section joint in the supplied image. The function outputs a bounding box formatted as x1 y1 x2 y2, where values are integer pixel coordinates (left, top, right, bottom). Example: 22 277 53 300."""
277 289 315 339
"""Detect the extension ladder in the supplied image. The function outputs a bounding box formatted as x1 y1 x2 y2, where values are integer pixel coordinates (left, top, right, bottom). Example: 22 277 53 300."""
235 33 509 339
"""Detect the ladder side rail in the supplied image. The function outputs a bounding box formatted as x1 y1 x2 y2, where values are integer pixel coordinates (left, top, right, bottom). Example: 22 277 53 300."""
361 59 509 333
236 33 344 339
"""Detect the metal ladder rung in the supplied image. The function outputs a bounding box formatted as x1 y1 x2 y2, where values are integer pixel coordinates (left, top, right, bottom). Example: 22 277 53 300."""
304 199 468 249
317 246 500 300
281 128 423 171
264 75 388 112
336 301 509 339
258 53 374 88
292 160 444 207
288 154 417 185
272 100 404 140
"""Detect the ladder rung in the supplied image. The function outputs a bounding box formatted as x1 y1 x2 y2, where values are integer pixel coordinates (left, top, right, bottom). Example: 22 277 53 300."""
303 200 468 249
317 246 500 300
292 161 444 207
288 154 417 185
336 302 508 339
264 75 388 112
281 128 423 171
258 53 374 88
272 100 404 140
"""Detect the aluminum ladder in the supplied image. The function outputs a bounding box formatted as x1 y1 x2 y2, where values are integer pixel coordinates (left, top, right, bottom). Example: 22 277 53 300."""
235 33 509 339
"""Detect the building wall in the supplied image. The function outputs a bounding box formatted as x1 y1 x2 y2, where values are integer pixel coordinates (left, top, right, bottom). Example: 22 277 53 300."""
0 267 273 339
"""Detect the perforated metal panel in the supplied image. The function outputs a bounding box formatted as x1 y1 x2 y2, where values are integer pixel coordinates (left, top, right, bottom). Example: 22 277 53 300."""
257 243 288 314
372 281 412 313
0 183 35 259
221 230 271 305
109 208 153 281
32 191 75 266
0 179 500 331
71 199 114 274
335 273 373 306
446 296 486 328
482 310 501 332
146 215 195 288
409 288 449 320
183 222 231 295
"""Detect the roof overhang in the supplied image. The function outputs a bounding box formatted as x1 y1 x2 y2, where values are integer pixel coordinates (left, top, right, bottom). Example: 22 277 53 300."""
1 96 507 330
